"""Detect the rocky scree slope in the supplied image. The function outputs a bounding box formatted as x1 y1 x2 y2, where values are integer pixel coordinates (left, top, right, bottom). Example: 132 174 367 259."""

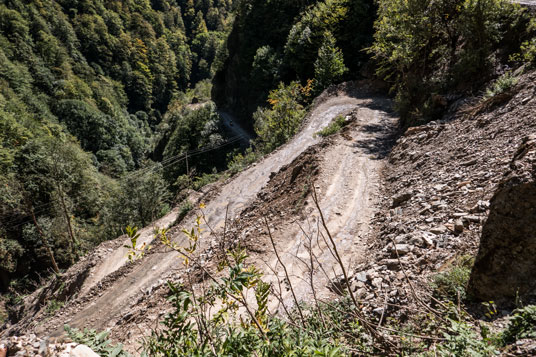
341 69 536 354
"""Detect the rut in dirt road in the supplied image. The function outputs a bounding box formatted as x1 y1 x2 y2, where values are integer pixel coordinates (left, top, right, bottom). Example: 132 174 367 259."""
22 88 396 340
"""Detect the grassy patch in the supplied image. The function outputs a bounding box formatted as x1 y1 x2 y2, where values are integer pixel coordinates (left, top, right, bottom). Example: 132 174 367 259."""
485 72 519 98
500 305 536 345
45 299 64 315
174 200 193 225
431 255 473 303
315 115 348 137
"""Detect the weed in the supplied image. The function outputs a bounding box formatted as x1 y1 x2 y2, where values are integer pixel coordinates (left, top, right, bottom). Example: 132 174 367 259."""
500 305 536 345
432 318 500 356
175 200 193 225
485 72 519 98
227 147 261 175
315 115 348 137
65 325 129 356
431 255 473 303
45 299 64 315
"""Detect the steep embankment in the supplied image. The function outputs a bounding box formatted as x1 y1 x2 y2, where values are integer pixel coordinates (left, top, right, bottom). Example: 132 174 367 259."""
5 84 397 349
339 69 536 341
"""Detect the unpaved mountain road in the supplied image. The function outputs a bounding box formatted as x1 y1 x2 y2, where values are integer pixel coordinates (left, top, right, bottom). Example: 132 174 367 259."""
22 88 396 341
259 101 396 310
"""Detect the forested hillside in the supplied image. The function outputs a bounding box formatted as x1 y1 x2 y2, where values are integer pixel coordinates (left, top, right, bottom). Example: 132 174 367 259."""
0 0 234 291
212 0 376 128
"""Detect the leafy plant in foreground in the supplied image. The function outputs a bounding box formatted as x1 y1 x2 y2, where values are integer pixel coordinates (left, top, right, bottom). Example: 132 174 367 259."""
64 325 129 357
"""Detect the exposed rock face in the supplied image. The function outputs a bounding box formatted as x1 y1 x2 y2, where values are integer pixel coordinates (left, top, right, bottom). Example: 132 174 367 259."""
468 135 536 301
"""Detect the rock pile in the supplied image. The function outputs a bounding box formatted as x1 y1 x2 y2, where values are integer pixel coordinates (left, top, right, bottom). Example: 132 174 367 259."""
346 69 536 320
1 335 98 357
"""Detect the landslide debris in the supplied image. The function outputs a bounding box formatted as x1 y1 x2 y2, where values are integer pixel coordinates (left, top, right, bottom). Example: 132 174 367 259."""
346 69 536 324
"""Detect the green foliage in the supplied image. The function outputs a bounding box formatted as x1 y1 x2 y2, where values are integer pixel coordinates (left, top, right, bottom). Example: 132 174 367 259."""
64 325 129 357
227 147 262 175
212 0 375 124
45 299 64 315
158 102 228 186
253 81 308 153
176 200 194 224
0 236 24 273
431 256 473 303
103 165 171 232
433 319 500 356
500 305 536 345
0 0 235 290
316 115 348 137
369 0 523 125
314 32 348 92
485 72 519 98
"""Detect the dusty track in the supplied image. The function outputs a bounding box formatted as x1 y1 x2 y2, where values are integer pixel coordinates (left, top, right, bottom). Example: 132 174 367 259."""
21 88 396 341
259 102 396 310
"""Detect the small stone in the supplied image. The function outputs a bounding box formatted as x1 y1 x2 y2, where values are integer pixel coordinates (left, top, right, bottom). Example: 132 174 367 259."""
373 307 384 315
391 191 412 208
391 244 411 256
454 219 464 234
355 271 368 283
430 226 447 235
372 277 383 288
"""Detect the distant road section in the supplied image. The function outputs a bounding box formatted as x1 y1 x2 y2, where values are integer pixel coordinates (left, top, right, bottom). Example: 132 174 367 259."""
515 0 536 9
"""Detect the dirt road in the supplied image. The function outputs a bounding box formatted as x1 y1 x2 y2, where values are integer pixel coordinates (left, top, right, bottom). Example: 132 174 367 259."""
26 89 395 340
262 104 396 310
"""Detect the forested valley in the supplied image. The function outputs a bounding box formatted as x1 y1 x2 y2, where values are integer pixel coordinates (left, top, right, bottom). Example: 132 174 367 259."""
0 0 235 292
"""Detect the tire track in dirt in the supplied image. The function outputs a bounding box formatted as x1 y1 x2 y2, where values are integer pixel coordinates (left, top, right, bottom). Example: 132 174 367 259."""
262 104 396 310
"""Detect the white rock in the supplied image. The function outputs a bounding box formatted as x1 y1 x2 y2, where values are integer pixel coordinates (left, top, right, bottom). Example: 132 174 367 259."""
70 345 100 357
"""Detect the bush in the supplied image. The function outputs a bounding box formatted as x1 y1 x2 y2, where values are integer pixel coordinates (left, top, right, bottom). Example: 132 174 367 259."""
253 81 309 153
485 72 519 98
226 147 261 175
315 115 348 137
434 319 500 356
500 305 536 345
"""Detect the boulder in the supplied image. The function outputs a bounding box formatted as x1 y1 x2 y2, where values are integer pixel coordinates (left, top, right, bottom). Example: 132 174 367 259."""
70 345 100 357
468 135 536 301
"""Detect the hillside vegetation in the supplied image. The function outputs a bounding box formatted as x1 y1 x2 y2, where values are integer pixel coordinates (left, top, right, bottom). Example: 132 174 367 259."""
2 0 536 355
0 0 235 291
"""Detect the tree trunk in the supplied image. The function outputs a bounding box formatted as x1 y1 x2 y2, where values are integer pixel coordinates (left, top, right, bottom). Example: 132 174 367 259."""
29 204 60 275
56 184 77 263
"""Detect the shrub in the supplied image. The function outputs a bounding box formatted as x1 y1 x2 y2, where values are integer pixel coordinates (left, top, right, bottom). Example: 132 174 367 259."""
253 81 309 153
64 325 129 357
485 72 519 98
226 147 261 175
434 319 500 356
500 305 536 345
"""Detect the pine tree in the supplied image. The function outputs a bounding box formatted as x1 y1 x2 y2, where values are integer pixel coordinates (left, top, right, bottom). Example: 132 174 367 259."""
314 31 348 92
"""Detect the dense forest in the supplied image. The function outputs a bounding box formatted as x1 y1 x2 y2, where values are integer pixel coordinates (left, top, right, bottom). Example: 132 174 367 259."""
0 0 236 291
